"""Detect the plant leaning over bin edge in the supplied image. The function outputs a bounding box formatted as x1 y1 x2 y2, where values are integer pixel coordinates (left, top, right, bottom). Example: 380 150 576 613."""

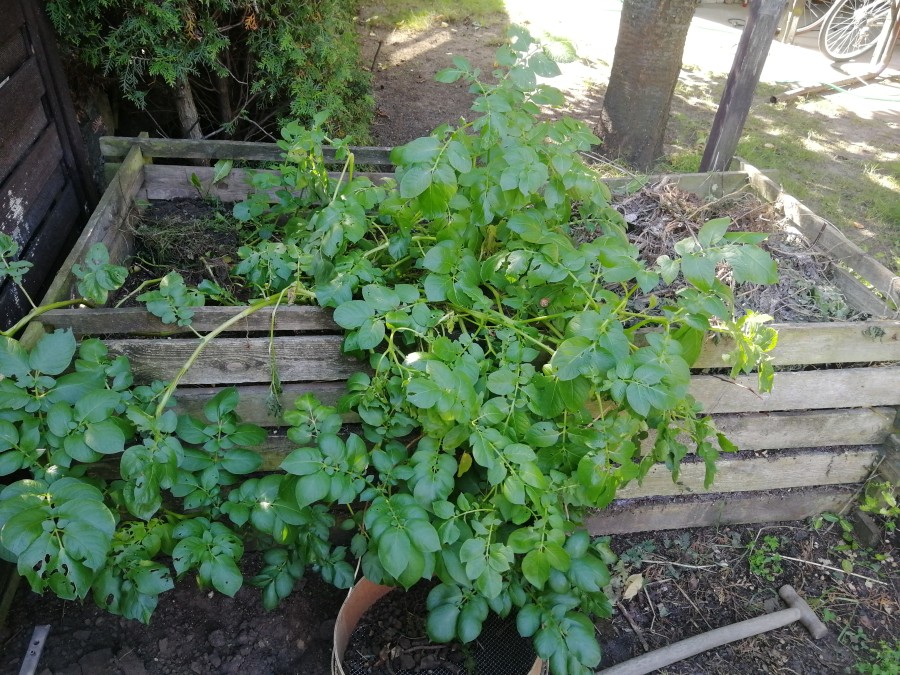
0 28 780 675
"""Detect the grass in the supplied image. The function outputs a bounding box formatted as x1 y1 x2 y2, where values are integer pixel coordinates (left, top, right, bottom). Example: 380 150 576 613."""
662 79 900 274
364 0 506 31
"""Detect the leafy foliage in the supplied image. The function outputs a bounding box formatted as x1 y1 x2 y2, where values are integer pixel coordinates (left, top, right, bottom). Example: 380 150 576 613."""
0 29 779 674
45 0 372 141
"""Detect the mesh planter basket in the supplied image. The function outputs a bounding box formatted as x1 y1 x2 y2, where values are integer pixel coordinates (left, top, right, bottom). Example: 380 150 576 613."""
332 577 546 675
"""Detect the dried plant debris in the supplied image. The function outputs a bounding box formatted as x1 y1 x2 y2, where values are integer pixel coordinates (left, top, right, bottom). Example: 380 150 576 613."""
574 182 863 323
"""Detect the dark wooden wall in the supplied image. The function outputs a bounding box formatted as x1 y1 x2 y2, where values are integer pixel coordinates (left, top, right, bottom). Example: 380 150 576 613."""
0 0 96 328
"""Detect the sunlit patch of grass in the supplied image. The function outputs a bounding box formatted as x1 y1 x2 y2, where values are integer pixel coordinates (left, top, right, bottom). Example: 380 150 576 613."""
367 0 506 31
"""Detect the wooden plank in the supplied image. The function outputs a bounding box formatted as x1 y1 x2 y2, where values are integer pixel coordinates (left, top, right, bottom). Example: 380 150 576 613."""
0 0 24 45
0 94 47 188
39 304 341 335
878 433 900 486
0 124 62 243
29 144 144 308
618 447 879 498
0 56 46 185
700 0 788 171
602 171 749 198
99 137 394 166
104 335 360 385
139 165 394 202
828 264 895 318
743 160 898 311
173 381 355 426
692 366 900 414
0 177 76 327
691 320 900 368
712 407 896 451
0 22 25 79
585 485 857 535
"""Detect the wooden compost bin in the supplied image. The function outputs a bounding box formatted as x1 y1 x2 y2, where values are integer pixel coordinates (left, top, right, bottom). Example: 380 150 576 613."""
34 137 900 536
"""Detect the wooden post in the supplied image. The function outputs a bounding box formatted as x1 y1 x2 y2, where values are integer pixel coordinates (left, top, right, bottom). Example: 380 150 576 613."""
700 0 788 172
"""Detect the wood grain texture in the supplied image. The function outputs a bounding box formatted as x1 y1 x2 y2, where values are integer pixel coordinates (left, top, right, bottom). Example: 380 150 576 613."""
100 136 394 166
828 264 895 318
691 320 900 367
713 407 896 450
618 447 879 498
691 367 900 414
0 24 25 81
0 0 24 47
39 304 340 335
139 165 394 202
19 142 143 348
104 335 360 385
0 124 62 242
585 486 857 535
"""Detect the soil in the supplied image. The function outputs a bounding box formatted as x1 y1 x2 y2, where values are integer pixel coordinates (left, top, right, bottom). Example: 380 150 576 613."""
2 517 896 674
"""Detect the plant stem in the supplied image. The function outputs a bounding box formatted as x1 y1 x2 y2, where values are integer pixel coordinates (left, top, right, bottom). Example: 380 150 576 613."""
115 278 165 308
154 292 292 417
1 298 93 337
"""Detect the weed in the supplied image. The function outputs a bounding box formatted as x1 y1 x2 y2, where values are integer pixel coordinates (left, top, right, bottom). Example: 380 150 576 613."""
860 481 899 533
747 534 784 581
855 640 900 675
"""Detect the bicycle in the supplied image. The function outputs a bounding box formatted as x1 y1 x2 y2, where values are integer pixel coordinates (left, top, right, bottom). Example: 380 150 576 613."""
796 0 834 33
817 0 897 61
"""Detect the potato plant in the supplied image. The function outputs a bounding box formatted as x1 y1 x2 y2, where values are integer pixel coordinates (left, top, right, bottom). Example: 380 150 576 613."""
0 29 778 675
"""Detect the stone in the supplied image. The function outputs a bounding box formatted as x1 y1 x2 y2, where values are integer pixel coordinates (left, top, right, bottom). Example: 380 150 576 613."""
73 630 91 642
157 638 171 655
208 629 227 648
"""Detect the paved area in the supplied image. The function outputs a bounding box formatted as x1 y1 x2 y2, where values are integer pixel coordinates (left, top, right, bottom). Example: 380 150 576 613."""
506 0 900 121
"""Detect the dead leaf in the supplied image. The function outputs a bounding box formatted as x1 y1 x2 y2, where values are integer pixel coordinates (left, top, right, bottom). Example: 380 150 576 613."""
852 221 865 229
623 573 644 601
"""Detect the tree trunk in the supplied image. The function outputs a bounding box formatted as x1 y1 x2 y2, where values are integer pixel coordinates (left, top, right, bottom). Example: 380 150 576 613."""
597 0 699 170
174 75 203 140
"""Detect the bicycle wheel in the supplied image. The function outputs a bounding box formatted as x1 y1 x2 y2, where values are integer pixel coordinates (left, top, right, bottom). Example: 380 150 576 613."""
818 0 892 61
796 0 834 33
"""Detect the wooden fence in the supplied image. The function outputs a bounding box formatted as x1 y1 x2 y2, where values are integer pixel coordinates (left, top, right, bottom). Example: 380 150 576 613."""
0 0 96 328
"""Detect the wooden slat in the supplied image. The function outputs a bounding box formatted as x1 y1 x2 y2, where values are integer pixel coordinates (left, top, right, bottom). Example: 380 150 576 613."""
139 165 394 202
39 304 341 335
0 56 46 185
691 366 900 414
104 335 360 385
0 0 24 45
603 171 749 199
828 264 895 318
713 407 896 450
743 163 899 308
0 124 62 243
0 177 76 326
99 136 394 166
22 142 145 337
692 320 900 367
618 447 879 498
0 21 25 78
173 381 355 425
878 433 900 486
585 485 857 535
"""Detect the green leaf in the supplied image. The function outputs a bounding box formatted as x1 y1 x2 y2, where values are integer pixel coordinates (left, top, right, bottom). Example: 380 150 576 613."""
29 330 76 376
212 159 234 184
355 318 385 350
210 555 243 597
0 337 30 379
391 136 441 165
295 473 330 506
550 337 593 381
332 301 373 329
435 67 463 84
725 245 778 285
281 448 322 476
427 603 460 643
400 167 433 199
203 387 239 422
522 549 550 590
84 421 126 455
698 217 731 247
378 528 411 579
517 603 542 637
222 449 262 474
